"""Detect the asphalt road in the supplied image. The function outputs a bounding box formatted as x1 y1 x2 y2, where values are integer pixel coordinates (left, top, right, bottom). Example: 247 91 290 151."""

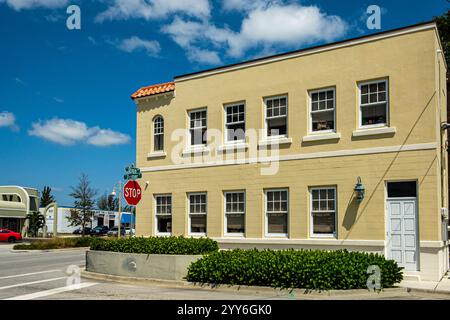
0 243 448 300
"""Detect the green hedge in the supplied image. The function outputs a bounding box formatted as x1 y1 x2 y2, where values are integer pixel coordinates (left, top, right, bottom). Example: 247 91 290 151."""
186 249 403 290
90 236 219 255
13 237 93 250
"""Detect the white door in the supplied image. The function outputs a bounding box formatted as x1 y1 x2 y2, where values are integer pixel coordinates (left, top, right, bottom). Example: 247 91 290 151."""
386 198 418 271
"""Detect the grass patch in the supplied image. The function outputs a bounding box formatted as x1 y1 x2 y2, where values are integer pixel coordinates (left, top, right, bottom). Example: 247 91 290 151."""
13 237 93 250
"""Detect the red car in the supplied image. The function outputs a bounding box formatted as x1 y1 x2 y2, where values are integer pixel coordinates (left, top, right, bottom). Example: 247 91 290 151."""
0 229 22 242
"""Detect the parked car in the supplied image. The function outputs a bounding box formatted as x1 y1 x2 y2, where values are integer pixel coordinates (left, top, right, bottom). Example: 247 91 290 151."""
106 226 125 237
90 225 109 236
124 227 135 236
73 227 92 235
0 229 22 242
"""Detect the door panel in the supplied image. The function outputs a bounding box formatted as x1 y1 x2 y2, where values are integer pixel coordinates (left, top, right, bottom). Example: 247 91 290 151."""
387 199 418 271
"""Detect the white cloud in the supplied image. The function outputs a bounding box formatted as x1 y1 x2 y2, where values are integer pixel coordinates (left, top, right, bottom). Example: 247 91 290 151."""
28 118 131 147
186 48 222 65
117 36 161 57
95 0 211 22
163 3 348 60
0 111 19 132
0 0 68 10
222 0 281 12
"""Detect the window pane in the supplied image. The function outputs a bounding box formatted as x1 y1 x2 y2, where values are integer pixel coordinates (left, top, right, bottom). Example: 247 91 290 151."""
227 123 245 141
312 110 334 131
361 94 369 104
157 216 172 233
312 212 335 234
226 214 245 233
378 81 386 91
361 103 387 126
267 213 287 234
267 117 287 136
190 215 206 233
361 85 368 94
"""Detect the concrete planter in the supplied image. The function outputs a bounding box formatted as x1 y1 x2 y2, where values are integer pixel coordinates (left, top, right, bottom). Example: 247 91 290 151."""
86 250 203 281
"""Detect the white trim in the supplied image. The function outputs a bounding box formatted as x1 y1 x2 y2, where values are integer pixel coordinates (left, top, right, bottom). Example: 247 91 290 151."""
358 78 389 129
264 188 289 238
188 108 208 147
302 132 341 142
223 191 246 237
217 142 248 152
175 24 436 82
147 151 167 159
309 186 337 238
258 137 293 147
263 95 288 140
141 142 437 172
187 192 207 237
353 127 396 137
133 91 174 104
181 145 210 156
308 87 336 134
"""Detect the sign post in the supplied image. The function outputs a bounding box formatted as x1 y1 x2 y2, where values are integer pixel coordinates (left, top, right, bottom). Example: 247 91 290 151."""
122 164 142 236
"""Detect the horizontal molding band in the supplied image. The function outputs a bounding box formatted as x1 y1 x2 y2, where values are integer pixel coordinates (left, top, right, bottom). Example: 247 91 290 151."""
140 142 437 172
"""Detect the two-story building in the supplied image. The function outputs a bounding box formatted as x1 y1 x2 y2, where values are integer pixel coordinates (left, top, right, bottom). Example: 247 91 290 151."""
132 21 449 281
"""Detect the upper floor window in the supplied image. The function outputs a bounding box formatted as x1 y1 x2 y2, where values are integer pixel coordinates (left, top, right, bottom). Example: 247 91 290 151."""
310 88 335 133
153 116 164 151
225 103 245 142
264 96 287 137
359 79 388 128
189 109 207 146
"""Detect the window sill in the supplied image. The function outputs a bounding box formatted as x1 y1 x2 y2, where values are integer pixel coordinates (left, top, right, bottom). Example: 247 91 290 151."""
265 234 289 238
309 234 337 239
182 145 210 156
147 151 167 159
258 137 292 147
218 142 248 152
224 233 245 238
352 126 396 137
302 132 341 142
189 233 207 237
155 232 171 237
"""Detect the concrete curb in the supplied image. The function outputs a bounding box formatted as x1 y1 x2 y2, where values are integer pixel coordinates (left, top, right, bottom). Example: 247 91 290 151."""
81 270 406 297
10 247 89 253
403 287 450 296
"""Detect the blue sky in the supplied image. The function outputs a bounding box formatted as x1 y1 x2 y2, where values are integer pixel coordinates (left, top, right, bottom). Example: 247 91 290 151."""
0 0 448 206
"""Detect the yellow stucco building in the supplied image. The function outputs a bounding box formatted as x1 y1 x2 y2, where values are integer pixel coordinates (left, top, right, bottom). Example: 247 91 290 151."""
132 21 449 281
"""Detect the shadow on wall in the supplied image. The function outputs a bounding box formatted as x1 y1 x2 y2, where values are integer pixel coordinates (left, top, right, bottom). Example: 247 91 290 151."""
343 195 360 231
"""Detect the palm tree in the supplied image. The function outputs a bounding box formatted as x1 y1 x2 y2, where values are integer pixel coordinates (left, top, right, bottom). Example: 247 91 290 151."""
40 186 56 208
25 211 46 237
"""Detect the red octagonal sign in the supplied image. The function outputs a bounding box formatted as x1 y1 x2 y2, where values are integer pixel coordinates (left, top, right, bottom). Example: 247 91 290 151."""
123 180 142 206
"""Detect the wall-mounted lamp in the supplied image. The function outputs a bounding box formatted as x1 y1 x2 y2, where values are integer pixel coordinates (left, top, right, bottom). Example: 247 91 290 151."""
354 176 365 203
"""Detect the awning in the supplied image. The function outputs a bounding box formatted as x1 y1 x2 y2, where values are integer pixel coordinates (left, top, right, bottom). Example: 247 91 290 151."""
0 200 27 218
120 213 135 224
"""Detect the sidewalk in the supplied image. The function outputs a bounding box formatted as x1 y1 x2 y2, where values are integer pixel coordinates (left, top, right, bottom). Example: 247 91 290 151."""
399 272 450 295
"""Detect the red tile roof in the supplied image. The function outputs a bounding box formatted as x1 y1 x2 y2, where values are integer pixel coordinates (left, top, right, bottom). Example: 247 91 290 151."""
131 81 175 99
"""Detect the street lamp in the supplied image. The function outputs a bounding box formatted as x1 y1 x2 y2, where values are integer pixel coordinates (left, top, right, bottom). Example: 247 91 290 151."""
111 181 123 239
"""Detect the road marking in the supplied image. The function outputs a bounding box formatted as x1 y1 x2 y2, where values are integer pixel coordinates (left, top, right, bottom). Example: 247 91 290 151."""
0 277 66 290
4 282 98 300
0 270 61 280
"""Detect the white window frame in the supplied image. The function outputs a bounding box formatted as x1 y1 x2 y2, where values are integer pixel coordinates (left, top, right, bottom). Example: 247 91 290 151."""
224 191 245 237
154 194 172 236
309 186 337 238
188 108 207 146
263 95 288 139
153 116 164 152
188 192 207 237
309 87 336 134
358 79 389 129
264 188 289 238
224 102 246 143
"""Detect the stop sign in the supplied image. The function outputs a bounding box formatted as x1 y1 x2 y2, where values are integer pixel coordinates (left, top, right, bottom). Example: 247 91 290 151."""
123 180 142 206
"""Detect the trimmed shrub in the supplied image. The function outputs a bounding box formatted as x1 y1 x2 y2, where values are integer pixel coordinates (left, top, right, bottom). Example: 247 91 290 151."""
89 236 219 255
186 249 403 290
13 237 94 250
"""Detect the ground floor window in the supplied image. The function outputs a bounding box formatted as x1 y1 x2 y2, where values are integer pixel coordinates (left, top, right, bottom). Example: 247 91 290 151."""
155 195 172 235
265 189 288 236
224 191 245 235
188 193 207 235
310 187 336 237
